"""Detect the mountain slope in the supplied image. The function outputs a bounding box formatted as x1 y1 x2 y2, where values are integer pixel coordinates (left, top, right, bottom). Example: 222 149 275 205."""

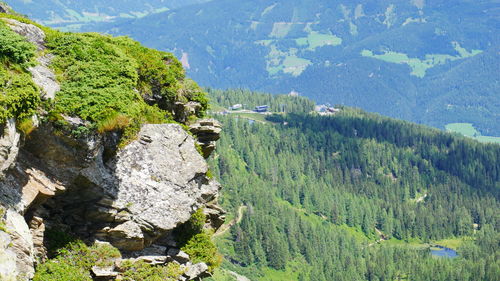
77 0 500 136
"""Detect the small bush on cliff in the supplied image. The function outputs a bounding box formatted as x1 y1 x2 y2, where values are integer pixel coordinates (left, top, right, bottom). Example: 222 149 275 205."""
182 232 222 272
35 240 185 281
33 261 91 281
121 260 184 281
0 207 6 232
34 241 121 281
175 208 206 244
16 117 35 135
0 67 40 123
176 209 222 272
0 20 36 67
0 21 40 125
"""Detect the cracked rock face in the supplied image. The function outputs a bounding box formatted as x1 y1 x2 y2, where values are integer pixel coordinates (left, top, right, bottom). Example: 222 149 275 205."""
108 124 220 235
29 55 60 100
20 123 221 250
0 119 20 179
0 122 222 279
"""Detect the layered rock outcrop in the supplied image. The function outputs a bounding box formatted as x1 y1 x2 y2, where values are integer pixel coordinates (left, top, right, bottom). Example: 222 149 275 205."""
0 121 223 280
0 13 224 281
189 119 222 158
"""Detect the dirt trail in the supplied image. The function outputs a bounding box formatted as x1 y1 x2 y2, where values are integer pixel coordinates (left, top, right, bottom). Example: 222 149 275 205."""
214 205 247 237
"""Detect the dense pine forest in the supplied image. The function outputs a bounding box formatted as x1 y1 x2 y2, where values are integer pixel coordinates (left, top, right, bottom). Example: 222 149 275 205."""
208 90 500 281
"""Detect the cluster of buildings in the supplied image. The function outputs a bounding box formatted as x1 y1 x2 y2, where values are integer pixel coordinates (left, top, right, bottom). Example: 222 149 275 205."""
229 104 269 113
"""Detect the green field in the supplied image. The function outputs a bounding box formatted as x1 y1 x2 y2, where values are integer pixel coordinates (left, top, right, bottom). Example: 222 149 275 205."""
282 56 312 76
433 237 470 250
295 32 342 50
232 112 270 123
446 123 500 144
261 30 339 76
263 44 312 76
445 123 478 137
476 136 500 144
361 43 482 78
259 258 312 281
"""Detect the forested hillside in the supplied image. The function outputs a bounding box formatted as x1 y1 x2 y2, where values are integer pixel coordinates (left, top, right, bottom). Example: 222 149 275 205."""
208 90 500 280
55 0 500 137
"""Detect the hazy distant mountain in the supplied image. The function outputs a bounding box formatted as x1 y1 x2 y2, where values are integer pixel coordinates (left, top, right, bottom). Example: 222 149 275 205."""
6 0 500 135
4 0 211 30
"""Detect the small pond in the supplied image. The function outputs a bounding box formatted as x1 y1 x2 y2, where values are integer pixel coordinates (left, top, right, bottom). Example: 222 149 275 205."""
430 246 458 258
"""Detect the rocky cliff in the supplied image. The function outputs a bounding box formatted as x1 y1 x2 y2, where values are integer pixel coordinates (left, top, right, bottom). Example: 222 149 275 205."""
0 6 224 281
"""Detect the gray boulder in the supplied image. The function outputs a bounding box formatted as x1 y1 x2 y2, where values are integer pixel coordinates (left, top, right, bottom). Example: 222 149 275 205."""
0 3 12 14
108 124 220 236
29 55 60 100
4 19 45 51
184 262 210 280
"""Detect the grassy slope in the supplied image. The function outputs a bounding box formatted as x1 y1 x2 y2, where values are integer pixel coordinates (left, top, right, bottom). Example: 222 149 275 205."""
446 123 500 144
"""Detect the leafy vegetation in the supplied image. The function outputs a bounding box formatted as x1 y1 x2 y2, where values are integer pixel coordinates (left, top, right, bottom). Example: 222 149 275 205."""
34 238 185 281
0 207 6 232
37 24 208 143
44 228 78 258
0 20 40 124
0 20 36 67
182 232 222 272
1 9 209 144
208 90 499 280
46 32 170 127
33 241 120 281
176 208 222 272
120 260 184 281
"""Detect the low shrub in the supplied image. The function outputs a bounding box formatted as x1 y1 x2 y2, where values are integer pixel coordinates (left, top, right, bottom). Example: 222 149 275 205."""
0 20 36 67
121 260 184 281
34 239 185 281
97 113 131 133
34 240 121 281
16 117 35 135
175 209 222 272
33 261 91 281
0 62 40 124
182 232 222 272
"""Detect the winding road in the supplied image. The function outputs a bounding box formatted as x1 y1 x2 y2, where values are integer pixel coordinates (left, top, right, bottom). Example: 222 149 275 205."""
214 205 247 237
